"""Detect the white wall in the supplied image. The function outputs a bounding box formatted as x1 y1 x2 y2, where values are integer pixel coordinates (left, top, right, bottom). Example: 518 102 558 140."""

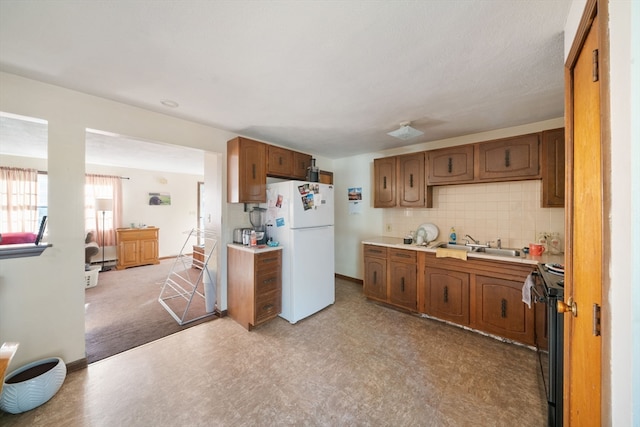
0 72 234 369
332 118 565 279
87 163 203 259
606 0 637 424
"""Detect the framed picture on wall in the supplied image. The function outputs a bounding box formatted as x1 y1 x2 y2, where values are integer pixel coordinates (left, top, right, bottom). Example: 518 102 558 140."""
148 192 171 205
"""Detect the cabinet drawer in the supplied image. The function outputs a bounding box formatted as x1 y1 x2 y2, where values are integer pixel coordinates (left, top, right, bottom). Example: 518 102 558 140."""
255 269 281 294
117 228 158 241
255 291 281 323
389 248 416 263
363 245 388 258
255 252 282 272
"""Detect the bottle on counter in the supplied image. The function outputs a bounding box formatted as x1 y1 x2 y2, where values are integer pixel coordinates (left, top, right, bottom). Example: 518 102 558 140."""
449 227 457 244
549 232 562 254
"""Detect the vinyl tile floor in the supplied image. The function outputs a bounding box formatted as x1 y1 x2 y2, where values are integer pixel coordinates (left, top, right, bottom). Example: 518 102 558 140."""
0 279 547 426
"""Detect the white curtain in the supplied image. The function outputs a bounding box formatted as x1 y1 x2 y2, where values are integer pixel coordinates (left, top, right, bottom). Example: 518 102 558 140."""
0 167 38 233
85 174 122 246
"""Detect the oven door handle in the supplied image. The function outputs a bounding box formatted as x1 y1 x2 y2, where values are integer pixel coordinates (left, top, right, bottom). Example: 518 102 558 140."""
531 283 545 302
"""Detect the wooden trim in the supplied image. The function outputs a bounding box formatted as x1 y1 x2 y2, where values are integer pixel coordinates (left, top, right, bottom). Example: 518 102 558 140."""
596 0 612 422
66 358 88 373
335 273 362 285
566 0 598 70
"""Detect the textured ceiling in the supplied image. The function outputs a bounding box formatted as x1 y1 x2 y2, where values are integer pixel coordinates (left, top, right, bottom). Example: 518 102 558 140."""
0 1 571 172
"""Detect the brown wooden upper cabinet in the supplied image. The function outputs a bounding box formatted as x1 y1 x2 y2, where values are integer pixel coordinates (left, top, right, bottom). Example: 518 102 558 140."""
267 146 312 180
293 151 313 180
398 152 425 207
227 137 267 203
374 153 429 208
541 128 565 207
228 137 319 203
374 157 397 207
476 134 541 181
427 145 475 185
267 145 294 178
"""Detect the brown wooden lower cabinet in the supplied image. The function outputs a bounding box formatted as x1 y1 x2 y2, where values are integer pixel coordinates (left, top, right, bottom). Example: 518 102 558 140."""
389 258 417 311
363 245 418 311
116 227 159 270
423 267 470 326
227 245 282 330
364 245 542 347
475 275 535 345
363 254 387 301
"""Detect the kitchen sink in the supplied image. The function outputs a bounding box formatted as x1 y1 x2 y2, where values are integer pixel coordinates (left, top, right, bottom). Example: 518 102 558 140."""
403 242 521 257
443 243 472 251
443 243 520 257
477 247 521 257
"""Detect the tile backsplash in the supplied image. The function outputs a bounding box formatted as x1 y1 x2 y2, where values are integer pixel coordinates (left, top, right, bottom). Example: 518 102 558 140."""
382 180 565 251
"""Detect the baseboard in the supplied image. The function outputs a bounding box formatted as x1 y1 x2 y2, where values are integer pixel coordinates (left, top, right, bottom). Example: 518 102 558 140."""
66 357 88 373
335 273 362 285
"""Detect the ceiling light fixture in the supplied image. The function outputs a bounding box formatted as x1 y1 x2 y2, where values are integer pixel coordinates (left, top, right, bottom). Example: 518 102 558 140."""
160 99 179 108
387 121 424 140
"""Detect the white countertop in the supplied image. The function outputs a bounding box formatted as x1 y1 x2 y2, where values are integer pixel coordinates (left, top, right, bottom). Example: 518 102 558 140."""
227 243 283 254
362 236 564 266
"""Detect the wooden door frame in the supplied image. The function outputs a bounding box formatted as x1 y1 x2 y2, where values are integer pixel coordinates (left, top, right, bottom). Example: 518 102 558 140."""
564 0 612 422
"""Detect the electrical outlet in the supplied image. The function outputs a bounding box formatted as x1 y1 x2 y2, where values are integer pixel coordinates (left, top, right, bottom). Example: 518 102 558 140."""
386 224 392 232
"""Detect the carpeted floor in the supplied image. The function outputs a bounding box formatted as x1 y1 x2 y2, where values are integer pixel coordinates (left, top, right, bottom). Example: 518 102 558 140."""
84 258 217 363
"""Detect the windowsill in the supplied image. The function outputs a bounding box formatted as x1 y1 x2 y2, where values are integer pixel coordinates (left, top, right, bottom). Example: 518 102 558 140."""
0 243 52 260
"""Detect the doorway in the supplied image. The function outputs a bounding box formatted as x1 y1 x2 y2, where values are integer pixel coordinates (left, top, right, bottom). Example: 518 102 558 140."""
83 131 220 363
563 0 610 423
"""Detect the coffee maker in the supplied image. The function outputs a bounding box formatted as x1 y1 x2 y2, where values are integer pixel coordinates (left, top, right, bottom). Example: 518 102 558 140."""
249 207 267 245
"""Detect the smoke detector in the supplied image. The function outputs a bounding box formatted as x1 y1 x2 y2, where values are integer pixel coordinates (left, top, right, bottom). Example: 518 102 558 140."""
387 121 424 140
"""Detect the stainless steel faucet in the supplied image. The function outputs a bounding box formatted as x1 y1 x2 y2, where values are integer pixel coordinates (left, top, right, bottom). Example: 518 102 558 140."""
496 238 502 249
464 234 479 245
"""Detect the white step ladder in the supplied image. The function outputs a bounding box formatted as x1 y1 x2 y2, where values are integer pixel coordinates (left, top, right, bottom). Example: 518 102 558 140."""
158 228 217 325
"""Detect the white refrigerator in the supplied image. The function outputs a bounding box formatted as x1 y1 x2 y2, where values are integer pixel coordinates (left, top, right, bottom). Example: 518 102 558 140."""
265 181 335 324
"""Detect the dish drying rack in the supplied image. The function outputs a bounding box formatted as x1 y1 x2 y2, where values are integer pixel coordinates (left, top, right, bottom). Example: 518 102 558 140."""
158 228 218 325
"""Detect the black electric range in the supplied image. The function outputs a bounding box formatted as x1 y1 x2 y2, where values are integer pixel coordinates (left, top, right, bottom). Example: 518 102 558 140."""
536 264 564 427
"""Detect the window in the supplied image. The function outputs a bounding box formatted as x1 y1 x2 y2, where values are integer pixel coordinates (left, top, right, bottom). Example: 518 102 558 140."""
0 167 39 233
85 174 122 246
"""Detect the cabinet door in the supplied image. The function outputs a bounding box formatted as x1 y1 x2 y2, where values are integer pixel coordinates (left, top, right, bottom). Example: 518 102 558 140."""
227 137 266 203
292 152 312 180
267 146 293 178
389 261 417 310
373 157 396 207
541 128 565 207
318 170 333 184
427 145 475 184
477 134 540 181
119 240 139 267
424 267 470 325
398 152 425 207
476 275 535 345
363 257 387 301
140 238 158 264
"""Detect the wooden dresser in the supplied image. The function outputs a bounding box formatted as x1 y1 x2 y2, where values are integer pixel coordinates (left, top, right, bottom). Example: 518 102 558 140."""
227 244 282 330
115 227 159 270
